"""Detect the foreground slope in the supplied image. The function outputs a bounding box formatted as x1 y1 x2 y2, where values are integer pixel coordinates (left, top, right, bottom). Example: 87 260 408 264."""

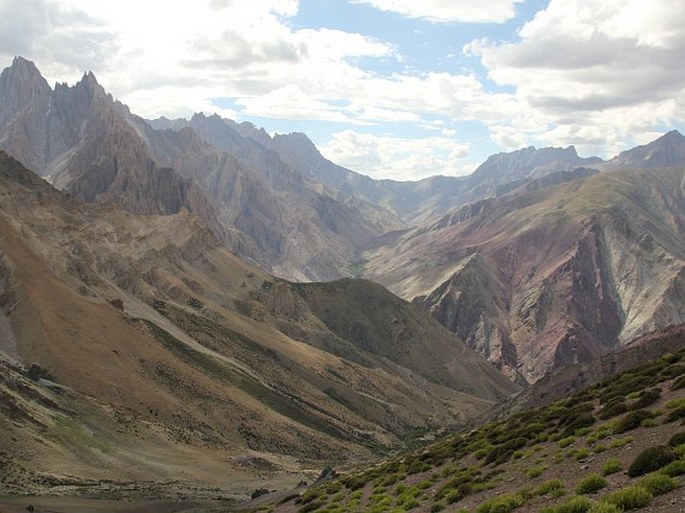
364 166 685 383
268 327 685 513
0 152 516 498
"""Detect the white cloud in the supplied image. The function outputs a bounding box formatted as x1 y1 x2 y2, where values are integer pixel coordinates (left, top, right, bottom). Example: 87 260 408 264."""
351 0 524 24
466 0 685 156
320 130 471 181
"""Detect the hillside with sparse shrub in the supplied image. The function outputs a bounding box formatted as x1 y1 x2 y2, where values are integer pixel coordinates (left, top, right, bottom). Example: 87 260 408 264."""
261 332 685 513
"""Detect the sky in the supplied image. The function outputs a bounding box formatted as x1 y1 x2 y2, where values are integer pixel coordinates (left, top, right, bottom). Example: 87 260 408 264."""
1 0 684 181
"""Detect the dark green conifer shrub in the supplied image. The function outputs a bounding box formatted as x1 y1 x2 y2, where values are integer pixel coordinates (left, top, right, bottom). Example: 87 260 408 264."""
668 431 685 447
613 409 652 434
627 445 675 477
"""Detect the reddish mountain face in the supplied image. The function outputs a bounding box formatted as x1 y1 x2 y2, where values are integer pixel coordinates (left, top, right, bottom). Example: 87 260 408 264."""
364 166 685 384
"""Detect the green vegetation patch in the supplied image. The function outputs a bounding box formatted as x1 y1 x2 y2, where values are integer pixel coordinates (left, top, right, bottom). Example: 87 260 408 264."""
602 458 622 476
541 495 592 513
637 473 678 496
575 474 607 495
476 492 526 513
534 479 566 497
601 485 652 510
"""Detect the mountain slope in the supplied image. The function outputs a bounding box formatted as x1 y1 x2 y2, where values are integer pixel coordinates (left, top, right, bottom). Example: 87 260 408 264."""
267 330 685 513
0 57 403 282
600 130 685 172
142 113 404 280
363 165 685 384
0 152 517 498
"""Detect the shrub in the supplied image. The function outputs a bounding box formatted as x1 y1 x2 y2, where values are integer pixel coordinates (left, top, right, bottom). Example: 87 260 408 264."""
576 474 607 495
671 374 685 390
613 410 652 434
430 502 445 513
674 443 685 458
637 473 678 495
526 465 547 478
628 388 661 410
668 431 685 447
602 458 622 475
601 485 652 510
476 492 526 513
608 435 633 448
563 413 597 437
661 459 685 476
559 436 576 448
534 479 565 497
598 398 627 420
627 445 675 477
665 406 685 423
588 502 622 513
541 495 592 513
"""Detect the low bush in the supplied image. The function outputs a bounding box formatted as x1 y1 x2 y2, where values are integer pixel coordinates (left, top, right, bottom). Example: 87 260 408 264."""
608 435 633 448
541 495 592 513
559 436 576 448
674 443 685 458
628 388 661 410
534 479 565 497
661 459 685 476
601 485 652 510
602 458 622 476
526 465 547 478
588 502 622 513
671 374 685 390
476 492 526 513
576 474 608 495
613 410 652 434
562 413 597 437
637 473 678 495
598 398 627 420
627 445 675 477
668 431 685 447
665 406 685 423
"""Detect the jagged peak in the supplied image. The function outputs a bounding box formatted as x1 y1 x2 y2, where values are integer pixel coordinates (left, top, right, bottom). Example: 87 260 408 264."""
3 56 47 83
78 70 102 90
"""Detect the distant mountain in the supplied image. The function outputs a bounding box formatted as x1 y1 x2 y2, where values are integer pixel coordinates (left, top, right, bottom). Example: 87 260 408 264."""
0 151 517 497
600 130 685 171
157 113 606 223
363 164 685 384
0 58 402 281
0 57 220 233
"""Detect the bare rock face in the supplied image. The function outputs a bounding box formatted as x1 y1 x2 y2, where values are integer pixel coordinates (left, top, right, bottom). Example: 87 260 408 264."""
0 57 51 174
142 112 405 281
0 59 221 239
366 166 685 384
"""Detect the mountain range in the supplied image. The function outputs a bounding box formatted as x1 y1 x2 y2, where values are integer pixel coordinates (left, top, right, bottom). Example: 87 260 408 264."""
1 57 684 385
1 56 685 502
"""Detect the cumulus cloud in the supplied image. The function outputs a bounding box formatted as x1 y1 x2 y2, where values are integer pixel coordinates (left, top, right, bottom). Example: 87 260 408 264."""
0 0 117 78
351 0 524 24
466 0 685 154
320 130 471 180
